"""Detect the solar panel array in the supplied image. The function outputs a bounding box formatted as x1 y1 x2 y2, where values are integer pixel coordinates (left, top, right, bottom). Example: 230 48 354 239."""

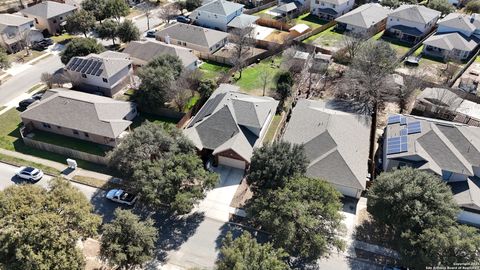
386 136 408 155
400 128 408 136
387 115 401 124
66 57 104 77
188 93 226 128
407 121 421 134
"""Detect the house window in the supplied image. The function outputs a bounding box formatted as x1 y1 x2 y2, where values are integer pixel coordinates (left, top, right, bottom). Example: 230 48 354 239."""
332 4 336 8
81 74 87 78
73 130 79 135
321 2 324 5
84 132 89 137
42 123 51 128
57 126 61 129
102 78 108 83
34 18 38 24
177 41 182 45
53 19 57 24
60 17 63 20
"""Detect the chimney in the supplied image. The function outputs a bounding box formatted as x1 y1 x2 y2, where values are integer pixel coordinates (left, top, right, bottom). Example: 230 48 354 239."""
165 34 171 44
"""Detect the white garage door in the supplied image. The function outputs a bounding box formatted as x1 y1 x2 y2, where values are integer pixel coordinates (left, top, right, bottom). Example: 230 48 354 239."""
458 210 480 226
334 184 361 199
218 156 246 170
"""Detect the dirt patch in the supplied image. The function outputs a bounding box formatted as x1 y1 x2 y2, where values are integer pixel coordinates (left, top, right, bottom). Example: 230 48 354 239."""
82 238 110 270
264 30 291 43
230 178 253 209
354 209 396 250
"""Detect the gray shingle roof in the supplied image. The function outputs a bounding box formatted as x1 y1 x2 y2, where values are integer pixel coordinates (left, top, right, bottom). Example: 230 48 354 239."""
282 99 371 190
449 178 480 210
21 1 77 19
227 14 258 29
156 23 229 48
193 0 243 16
0 14 33 27
274 3 297 13
389 24 423 36
21 89 135 138
183 84 278 162
335 3 389 29
388 5 440 24
65 51 131 79
423 32 478 52
438 13 476 33
123 40 198 67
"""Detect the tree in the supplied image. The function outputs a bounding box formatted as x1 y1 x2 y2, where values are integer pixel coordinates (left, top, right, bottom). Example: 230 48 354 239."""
338 40 397 177
41 72 54 89
96 19 119 45
148 54 183 79
65 10 96 37
18 28 32 56
466 0 480 13
340 32 367 63
60 37 104 64
275 71 294 102
132 153 218 214
117 20 140 43
198 79 216 99
104 0 130 21
101 209 158 270
185 0 202 11
107 121 195 176
158 3 179 23
0 178 101 269
247 176 345 264
247 141 308 191
82 0 108 22
397 70 426 113
231 27 255 80
259 69 271 96
0 47 10 69
367 168 459 238
381 0 400 8
217 231 290 270
428 0 454 15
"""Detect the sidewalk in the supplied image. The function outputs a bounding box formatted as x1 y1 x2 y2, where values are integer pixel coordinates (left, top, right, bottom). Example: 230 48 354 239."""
0 148 114 183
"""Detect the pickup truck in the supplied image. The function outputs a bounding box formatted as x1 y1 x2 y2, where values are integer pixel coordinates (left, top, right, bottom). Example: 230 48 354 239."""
105 189 138 205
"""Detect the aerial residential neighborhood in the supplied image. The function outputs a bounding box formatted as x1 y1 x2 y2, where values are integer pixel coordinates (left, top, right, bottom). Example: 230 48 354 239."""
0 0 480 269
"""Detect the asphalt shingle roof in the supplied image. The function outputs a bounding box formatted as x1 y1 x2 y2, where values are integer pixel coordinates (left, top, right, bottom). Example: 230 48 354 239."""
438 12 476 34
21 89 135 138
65 51 131 79
21 1 77 19
123 40 198 67
388 5 440 24
193 0 243 15
156 23 229 48
227 14 258 29
423 32 477 52
282 99 371 190
0 14 33 26
335 3 389 29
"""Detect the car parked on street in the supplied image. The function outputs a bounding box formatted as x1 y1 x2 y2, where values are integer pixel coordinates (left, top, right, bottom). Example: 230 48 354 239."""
146 29 157 38
18 92 43 110
31 38 53 51
176 16 191 23
106 189 138 205
16 166 44 182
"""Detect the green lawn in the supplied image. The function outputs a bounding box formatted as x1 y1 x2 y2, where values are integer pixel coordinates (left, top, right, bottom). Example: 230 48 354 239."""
234 55 282 92
8 50 45 63
131 112 179 129
253 6 276 17
0 108 112 174
379 36 412 57
30 130 109 156
371 30 384 41
303 26 344 47
185 94 200 111
51 33 75 44
294 13 328 29
199 60 231 80
263 114 282 144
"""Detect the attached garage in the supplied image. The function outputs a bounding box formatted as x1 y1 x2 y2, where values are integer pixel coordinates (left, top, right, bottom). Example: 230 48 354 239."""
458 210 480 227
218 156 246 170
333 184 362 199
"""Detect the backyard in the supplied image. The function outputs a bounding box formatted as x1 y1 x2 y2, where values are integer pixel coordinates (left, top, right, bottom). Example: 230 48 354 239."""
293 13 328 29
303 25 345 50
263 114 282 144
199 60 231 81
374 32 412 58
234 55 282 94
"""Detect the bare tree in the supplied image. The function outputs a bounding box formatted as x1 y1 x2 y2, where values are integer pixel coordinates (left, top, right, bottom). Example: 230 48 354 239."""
280 46 306 75
259 69 271 96
176 69 202 96
231 26 256 80
396 70 427 113
157 3 179 24
41 72 54 89
18 29 32 56
170 85 191 112
341 32 367 63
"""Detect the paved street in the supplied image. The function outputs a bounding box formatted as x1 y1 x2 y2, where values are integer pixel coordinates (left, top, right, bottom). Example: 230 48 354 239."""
0 54 63 106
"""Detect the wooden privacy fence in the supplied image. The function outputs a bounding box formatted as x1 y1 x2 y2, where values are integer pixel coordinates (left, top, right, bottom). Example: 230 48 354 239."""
244 0 276 15
256 17 294 31
293 20 336 42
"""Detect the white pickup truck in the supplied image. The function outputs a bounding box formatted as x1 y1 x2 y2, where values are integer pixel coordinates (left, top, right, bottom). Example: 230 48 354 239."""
105 189 138 206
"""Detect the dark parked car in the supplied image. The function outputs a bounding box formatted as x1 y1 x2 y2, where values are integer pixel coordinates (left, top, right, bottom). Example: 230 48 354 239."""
146 29 157 38
18 98 37 109
31 38 53 51
176 16 191 23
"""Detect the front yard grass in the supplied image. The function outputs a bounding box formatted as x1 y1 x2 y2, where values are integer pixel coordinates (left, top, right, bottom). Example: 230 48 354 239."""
51 33 75 44
199 60 231 80
0 152 61 176
303 26 344 47
294 13 328 29
8 50 45 63
234 55 282 92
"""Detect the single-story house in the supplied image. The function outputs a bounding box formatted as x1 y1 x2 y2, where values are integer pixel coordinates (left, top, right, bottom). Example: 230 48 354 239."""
65 51 132 97
335 3 389 37
156 23 229 54
383 114 480 226
190 0 244 31
21 88 137 147
385 5 440 44
282 99 371 198
183 84 279 170
20 0 77 35
310 0 354 21
123 40 199 69
422 32 477 61
0 14 36 53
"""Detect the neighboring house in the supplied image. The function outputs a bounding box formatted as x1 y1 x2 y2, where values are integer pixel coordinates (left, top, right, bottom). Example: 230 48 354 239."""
190 0 244 31
183 84 279 170
422 32 477 61
282 99 370 199
156 23 229 54
335 3 390 37
385 5 440 44
123 40 199 70
437 13 480 37
227 14 258 30
0 14 34 53
272 2 298 16
20 1 77 35
413 87 480 125
311 0 354 21
383 114 480 226
65 51 132 97
21 89 137 147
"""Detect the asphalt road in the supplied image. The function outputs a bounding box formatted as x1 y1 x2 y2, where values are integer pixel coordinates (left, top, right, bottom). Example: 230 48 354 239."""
0 54 63 106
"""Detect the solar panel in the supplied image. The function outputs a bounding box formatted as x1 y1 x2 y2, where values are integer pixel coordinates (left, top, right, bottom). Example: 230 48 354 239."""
400 117 407 125
88 61 101 75
387 115 401 125
75 59 86 72
95 68 103 76
82 59 94 73
400 128 407 136
407 121 421 134
386 136 408 155
67 57 78 69
85 60 96 74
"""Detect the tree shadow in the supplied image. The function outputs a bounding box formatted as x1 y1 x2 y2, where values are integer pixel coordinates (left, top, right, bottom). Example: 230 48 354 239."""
353 217 395 250
89 189 128 224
